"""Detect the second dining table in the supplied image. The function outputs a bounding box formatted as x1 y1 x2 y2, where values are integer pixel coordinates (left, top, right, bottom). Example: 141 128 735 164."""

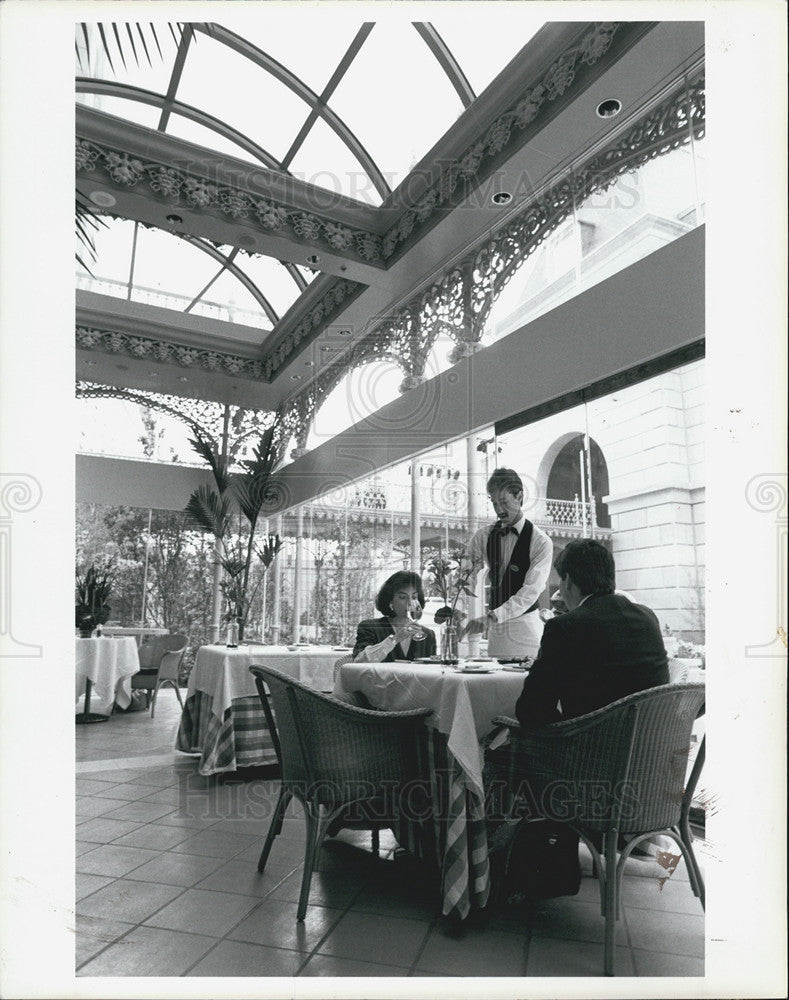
333 658 527 921
177 643 345 775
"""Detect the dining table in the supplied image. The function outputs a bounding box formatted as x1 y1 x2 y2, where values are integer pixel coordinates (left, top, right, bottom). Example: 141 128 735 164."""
75 636 140 722
176 643 346 775
333 658 527 921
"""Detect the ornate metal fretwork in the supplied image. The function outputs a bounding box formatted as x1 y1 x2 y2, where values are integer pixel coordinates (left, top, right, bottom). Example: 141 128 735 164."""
280 72 705 445
76 381 277 458
76 134 386 266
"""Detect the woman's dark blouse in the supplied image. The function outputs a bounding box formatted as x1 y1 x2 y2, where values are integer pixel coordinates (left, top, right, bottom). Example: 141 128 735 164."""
352 617 437 662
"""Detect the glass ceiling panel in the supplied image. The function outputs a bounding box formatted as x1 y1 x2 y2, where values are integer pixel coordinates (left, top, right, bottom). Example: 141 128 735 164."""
233 254 314 318
174 33 308 164
129 227 223 301
229 20 363 95
331 21 465 189
288 115 382 207
76 91 163 130
433 19 542 96
187 268 273 329
164 114 270 169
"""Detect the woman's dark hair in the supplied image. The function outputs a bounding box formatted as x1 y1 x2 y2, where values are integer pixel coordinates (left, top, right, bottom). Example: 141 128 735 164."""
487 467 523 497
375 571 426 616
554 539 615 596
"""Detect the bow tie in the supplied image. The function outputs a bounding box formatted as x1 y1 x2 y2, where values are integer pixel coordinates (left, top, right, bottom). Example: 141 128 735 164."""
492 524 516 537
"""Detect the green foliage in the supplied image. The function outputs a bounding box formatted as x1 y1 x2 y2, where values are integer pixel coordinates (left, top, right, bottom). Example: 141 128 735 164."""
75 561 115 631
424 548 475 625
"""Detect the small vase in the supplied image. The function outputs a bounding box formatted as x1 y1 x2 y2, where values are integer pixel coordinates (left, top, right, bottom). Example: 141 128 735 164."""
226 619 239 648
440 623 459 664
79 626 94 638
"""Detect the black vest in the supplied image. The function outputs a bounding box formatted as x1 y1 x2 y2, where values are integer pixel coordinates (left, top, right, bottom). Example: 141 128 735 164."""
487 520 539 613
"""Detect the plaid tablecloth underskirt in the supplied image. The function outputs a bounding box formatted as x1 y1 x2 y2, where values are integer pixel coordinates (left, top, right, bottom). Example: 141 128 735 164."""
176 690 278 775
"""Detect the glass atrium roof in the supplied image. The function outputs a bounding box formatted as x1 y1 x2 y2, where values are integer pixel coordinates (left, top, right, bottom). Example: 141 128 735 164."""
75 19 539 206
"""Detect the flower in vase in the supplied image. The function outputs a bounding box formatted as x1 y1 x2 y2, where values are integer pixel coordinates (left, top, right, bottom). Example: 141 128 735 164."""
425 552 475 627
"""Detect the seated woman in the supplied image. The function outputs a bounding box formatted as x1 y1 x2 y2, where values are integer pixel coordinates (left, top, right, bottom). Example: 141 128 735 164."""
353 571 437 662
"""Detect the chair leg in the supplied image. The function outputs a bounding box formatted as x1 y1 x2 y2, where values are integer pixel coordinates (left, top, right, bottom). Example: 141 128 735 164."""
673 824 705 909
603 829 618 976
298 804 325 921
173 682 184 710
151 683 159 718
371 827 380 856
258 787 291 873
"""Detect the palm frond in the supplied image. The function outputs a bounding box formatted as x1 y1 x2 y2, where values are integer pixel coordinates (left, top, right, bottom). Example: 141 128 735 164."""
188 433 230 494
76 22 184 74
75 195 108 274
183 485 230 538
254 535 283 569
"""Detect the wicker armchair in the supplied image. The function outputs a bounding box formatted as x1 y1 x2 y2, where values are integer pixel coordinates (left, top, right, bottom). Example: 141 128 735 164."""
250 664 432 921
130 633 188 717
491 682 706 976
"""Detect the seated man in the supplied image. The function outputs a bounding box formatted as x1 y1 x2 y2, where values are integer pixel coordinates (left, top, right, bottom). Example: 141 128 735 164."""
516 539 669 726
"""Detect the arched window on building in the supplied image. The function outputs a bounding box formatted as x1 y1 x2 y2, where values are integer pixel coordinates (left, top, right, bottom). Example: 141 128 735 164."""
546 434 611 530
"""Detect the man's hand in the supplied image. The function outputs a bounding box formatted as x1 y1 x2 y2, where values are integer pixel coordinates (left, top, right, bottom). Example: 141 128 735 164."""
463 614 489 638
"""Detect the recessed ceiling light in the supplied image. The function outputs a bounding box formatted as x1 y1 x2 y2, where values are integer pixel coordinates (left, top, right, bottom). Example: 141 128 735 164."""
491 191 512 206
238 233 256 249
306 254 322 265
304 360 314 367
84 359 97 366
89 190 116 208
596 98 622 119
321 345 334 353
166 213 183 224
177 376 189 383
338 329 352 337
290 373 301 381
148 371 159 377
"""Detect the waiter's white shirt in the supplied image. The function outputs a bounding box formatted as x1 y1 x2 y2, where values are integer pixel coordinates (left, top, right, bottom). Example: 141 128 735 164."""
467 513 553 658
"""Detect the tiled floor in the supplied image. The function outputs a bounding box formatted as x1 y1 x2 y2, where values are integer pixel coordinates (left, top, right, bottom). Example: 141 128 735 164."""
76 689 706 978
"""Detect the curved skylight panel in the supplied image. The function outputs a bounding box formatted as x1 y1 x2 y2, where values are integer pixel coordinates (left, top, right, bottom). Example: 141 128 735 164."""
235 255 313 317
76 91 163 130
229 20 362 94
174 33 307 165
331 21 465 189
288 116 382 207
432 19 541 95
189 268 272 329
76 217 136 287
164 115 271 169
130 228 223 305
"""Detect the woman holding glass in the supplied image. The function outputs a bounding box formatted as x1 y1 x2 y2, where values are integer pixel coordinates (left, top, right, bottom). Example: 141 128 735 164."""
352 571 436 662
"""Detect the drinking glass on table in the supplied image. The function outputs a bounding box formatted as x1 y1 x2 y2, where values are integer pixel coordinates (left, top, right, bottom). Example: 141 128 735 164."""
407 598 426 640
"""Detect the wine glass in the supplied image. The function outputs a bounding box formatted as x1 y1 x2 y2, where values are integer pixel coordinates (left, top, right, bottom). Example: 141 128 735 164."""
407 598 426 640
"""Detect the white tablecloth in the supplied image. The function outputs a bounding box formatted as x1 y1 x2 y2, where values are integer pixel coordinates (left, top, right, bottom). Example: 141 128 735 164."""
188 644 343 720
334 661 526 797
75 637 140 715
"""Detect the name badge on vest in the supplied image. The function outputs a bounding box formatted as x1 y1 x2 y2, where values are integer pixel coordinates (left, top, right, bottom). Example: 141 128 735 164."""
510 565 519 573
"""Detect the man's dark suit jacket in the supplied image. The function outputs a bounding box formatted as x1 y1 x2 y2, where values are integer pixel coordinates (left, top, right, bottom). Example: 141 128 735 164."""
353 617 437 662
515 593 669 726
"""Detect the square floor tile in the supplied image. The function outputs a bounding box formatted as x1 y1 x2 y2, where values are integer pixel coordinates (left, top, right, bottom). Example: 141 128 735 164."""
148 813 221 832
93 784 152 801
195 857 296 897
621 872 705 915
414 923 526 976
100 801 178 822
123 850 227 888
531 897 628 945
124 770 182 788
137 786 186 806
75 797 116 820
77 878 184 924
111 824 192 851
78 925 216 977
76 840 100 857
526 936 636 976
632 947 705 976
76 844 162 877
143 887 259 937
316 911 430 967
75 817 146 843
76 873 115 902
299 953 409 977
76 777 118 795
269 870 365 909
352 882 438 922
75 914 135 968
188 939 306 977
170 828 261 859
625 907 704 958
228 896 344 952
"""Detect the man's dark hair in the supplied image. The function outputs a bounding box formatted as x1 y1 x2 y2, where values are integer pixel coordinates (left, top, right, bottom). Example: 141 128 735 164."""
554 540 615 597
375 571 426 616
487 467 523 497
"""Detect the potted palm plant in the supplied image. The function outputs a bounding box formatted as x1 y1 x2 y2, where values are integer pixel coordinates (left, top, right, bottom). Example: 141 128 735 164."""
184 422 283 643
75 562 114 637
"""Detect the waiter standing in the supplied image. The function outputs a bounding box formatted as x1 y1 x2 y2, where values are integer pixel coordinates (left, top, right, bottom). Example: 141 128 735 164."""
463 468 552 659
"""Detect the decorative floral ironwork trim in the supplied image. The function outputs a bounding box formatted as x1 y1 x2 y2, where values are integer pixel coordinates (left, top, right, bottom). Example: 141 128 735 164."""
76 138 386 265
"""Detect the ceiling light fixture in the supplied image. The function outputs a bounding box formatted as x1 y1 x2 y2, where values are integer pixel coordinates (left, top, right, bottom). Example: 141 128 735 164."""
304 360 314 367
89 190 116 208
84 360 97 366
166 213 183 224
491 191 512 206
306 254 322 265
148 371 159 377
290 374 301 381
177 376 189 383
596 98 622 119
338 329 352 337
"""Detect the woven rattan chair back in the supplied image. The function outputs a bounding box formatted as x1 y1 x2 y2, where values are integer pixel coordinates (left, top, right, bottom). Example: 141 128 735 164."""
250 663 432 920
